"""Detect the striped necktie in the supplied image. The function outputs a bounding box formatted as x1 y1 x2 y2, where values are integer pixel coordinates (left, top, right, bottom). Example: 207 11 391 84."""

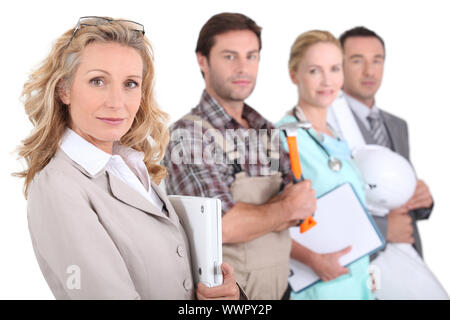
367 110 390 148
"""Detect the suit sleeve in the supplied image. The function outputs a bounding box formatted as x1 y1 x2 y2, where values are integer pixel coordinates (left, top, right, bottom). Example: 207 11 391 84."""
369 215 388 261
27 169 141 300
412 202 434 220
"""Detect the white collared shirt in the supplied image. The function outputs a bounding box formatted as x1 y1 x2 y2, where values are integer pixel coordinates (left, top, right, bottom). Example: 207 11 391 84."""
342 91 381 131
60 128 164 212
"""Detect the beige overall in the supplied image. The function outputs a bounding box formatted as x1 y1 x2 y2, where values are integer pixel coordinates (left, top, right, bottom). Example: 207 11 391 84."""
183 115 291 299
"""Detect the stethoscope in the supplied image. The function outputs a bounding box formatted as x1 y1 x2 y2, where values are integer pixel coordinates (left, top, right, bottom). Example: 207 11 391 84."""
293 106 343 172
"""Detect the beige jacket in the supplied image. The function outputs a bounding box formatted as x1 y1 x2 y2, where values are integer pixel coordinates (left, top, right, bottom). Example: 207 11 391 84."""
27 148 195 299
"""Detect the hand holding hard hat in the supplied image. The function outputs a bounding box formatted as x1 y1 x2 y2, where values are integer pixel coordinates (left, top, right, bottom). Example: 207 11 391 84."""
352 145 448 299
352 145 417 216
405 179 433 211
386 207 414 244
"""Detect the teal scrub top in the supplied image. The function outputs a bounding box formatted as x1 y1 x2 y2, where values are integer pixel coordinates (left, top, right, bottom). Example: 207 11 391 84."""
276 114 374 300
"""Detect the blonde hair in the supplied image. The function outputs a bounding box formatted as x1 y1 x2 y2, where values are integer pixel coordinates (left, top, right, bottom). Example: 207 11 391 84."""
288 30 342 72
14 18 169 197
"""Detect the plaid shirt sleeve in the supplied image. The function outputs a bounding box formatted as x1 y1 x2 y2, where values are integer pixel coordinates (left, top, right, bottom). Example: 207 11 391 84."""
163 119 236 216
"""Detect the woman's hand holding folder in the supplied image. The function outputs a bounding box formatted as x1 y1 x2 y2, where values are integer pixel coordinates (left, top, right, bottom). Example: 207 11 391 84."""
196 263 241 300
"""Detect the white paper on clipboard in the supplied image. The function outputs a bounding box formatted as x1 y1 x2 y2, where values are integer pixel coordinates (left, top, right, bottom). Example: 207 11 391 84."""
289 183 384 293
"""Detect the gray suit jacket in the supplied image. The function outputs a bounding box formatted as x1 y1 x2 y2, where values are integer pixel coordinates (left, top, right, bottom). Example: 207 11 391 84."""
351 109 433 257
27 148 195 299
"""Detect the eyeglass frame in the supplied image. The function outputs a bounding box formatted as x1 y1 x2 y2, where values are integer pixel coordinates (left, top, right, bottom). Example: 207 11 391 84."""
67 16 145 47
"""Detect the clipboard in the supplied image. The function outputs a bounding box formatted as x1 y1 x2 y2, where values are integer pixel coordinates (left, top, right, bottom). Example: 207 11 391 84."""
168 195 223 287
288 183 385 293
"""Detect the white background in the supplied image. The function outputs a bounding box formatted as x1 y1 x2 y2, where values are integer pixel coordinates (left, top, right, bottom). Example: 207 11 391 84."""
1 0 449 299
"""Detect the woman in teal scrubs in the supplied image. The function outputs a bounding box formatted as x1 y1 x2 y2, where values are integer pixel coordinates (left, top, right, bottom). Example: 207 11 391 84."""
276 30 374 300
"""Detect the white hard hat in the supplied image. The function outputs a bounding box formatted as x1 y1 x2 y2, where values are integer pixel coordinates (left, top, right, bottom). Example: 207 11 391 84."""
352 145 417 216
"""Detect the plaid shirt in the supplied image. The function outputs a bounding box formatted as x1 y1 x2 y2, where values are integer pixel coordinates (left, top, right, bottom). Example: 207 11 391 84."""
163 90 292 215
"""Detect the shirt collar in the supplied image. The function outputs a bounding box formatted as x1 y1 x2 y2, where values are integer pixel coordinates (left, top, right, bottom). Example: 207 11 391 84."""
343 91 380 120
112 143 145 165
60 128 145 176
198 89 269 130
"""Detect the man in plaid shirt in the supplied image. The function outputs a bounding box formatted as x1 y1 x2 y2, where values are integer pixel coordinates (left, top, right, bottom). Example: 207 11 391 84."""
163 13 316 299
164 89 294 215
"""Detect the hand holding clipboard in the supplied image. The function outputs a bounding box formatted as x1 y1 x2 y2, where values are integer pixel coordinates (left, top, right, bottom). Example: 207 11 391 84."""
288 183 385 293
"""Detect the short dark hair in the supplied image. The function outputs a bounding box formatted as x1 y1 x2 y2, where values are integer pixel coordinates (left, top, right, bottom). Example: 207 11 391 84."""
195 12 262 58
339 26 385 53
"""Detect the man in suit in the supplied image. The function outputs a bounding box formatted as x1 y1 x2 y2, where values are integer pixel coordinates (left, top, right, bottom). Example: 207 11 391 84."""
330 26 434 258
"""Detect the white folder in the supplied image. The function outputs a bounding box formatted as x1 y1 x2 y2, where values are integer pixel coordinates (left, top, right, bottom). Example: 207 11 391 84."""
168 195 223 287
289 183 385 293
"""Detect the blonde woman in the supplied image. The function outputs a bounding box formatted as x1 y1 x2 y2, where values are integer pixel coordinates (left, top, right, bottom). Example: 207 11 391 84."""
276 30 375 299
15 16 240 300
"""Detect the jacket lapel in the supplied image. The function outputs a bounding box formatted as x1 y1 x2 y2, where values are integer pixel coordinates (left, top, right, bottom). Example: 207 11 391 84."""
107 172 168 219
58 148 174 221
150 181 182 226
379 110 401 153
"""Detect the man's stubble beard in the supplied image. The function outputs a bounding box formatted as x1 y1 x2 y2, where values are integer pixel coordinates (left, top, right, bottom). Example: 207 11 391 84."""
209 70 256 103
